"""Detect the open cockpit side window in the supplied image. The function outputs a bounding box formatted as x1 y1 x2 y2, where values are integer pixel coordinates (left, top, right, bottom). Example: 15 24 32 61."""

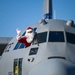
14 31 47 50
38 32 47 43
14 28 38 50
48 31 65 42
14 32 26 50
32 32 47 45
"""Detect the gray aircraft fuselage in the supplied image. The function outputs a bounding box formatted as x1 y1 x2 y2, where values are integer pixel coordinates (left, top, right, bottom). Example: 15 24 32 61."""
0 0 75 75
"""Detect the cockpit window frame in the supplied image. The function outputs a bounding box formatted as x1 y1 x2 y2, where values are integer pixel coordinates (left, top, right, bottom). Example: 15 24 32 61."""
66 32 75 44
29 47 38 55
48 31 65 43
13 31 26 50
13 30 47 50
4 42 14 52
32 31 48 45
36 31 47 44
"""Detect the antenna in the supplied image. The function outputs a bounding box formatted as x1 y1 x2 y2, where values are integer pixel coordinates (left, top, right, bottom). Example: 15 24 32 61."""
43 0 53 19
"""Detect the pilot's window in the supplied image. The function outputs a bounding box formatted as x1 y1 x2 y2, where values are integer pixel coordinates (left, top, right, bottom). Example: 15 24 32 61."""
14 42 25 50
48 31 65 42
5 42 14 52
13 32 26 50
38 32 47 43
29 47 38 55
4 44 10 52
19 43 25 49
14 42 21 50
66 32 75 44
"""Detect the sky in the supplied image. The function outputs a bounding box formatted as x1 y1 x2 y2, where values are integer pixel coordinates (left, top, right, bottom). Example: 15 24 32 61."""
0 0 75 37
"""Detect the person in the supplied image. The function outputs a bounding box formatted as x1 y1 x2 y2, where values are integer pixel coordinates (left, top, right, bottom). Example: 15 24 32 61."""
16 27 35 47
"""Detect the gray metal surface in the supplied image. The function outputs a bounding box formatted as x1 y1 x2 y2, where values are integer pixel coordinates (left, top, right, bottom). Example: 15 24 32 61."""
43 0 52 19
0 37 12 56
0 0 75 75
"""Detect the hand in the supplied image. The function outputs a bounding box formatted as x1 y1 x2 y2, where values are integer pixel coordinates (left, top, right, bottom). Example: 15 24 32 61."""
16 28 21 35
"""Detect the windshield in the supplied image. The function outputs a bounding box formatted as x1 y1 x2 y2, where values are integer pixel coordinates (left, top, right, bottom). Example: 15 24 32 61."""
48 31 65 42
37 32 47 43
66 32 75 44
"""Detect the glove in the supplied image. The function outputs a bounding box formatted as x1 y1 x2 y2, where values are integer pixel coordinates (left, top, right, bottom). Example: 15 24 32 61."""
16 28 21 35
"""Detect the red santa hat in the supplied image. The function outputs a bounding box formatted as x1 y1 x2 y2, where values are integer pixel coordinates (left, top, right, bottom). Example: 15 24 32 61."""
26 27 33 32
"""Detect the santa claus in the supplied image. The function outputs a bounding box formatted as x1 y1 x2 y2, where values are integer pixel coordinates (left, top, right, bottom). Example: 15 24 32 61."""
16 27 35 47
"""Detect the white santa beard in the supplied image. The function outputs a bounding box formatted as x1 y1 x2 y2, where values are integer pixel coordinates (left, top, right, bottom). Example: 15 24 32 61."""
25 32 34 43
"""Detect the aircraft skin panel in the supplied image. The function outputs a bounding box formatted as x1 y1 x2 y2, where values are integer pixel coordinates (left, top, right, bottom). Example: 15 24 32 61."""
29 59 75 75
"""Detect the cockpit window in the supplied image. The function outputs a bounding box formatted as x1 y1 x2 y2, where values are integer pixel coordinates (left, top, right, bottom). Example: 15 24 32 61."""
14 31 47 50
19 43 25 49
5 42 14 52
48 31 65 42
32 32 47 45
13 32 26 50
66 32 75 44
14 42 25 50
29 47 38 55
14 42 21 50
38 32 47 43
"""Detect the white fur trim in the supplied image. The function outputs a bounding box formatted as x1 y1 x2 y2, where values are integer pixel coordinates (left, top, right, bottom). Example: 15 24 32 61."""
26 29 32 32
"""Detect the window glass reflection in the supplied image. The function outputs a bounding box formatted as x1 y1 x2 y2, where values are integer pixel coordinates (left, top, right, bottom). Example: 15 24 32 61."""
38 32 47 43
66 32 75 44
48 31 65 42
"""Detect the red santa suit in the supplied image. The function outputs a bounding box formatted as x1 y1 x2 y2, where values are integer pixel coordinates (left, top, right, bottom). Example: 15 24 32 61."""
16 27 35 47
